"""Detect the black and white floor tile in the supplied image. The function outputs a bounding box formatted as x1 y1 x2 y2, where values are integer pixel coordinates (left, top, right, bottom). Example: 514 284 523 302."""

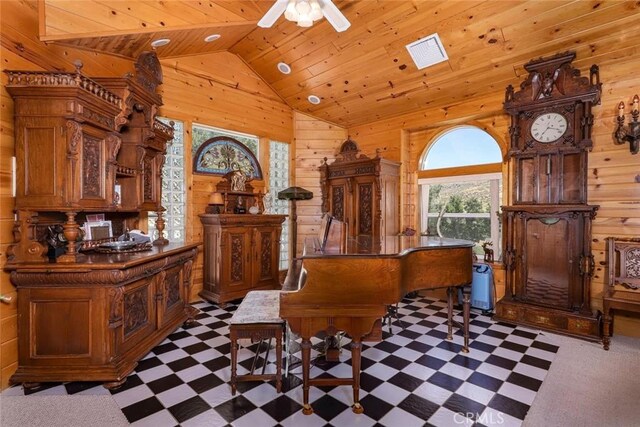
3 294 559 426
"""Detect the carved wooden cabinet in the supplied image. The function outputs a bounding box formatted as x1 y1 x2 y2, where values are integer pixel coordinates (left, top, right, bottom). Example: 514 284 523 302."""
6 244 198 388
4 51 173 264
199 214 286 305
495 52 602 340
3 52 201 388
319 138 400 239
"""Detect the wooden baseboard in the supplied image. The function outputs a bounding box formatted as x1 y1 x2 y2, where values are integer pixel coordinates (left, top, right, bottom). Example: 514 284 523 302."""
494 298 601 342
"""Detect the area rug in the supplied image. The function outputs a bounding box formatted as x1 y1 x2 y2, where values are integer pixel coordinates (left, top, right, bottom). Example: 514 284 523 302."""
0 395 129 427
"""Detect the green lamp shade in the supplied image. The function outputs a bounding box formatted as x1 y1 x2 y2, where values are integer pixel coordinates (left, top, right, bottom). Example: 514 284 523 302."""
277 186 313 201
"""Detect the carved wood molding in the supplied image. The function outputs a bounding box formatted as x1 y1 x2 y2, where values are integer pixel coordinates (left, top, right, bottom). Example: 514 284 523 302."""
505 51 601 108
7 251 198 287
3 69 123 109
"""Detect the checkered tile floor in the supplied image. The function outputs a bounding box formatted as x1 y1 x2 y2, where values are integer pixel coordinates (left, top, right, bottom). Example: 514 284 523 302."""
3 294 559 426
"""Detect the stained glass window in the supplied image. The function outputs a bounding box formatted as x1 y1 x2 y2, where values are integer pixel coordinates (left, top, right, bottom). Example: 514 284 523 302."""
192 124 262 178
192 124 258 156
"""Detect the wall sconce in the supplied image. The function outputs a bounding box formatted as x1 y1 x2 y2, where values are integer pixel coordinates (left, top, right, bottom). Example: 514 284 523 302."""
206 192 224 214
615 95 640 154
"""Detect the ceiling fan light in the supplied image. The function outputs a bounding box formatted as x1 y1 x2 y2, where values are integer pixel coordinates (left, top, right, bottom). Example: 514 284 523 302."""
285 0 299 21
297 17 313 27
310 0 323 21
295 0 312 15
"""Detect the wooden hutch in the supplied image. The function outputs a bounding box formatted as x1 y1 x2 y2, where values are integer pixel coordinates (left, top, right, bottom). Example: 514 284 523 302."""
199 175 286 306
319 138 400 240
3 52 199 388
494 52 602 340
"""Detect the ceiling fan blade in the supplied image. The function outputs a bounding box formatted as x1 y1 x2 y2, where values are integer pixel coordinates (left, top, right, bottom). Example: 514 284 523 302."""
318 0 351 32
258 0 288 28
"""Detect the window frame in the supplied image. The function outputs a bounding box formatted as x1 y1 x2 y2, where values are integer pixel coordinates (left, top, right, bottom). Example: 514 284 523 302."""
418 125 504 257
418 172 502 255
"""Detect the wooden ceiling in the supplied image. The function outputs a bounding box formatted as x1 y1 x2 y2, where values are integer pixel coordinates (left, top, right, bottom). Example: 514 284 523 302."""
40 1 640 127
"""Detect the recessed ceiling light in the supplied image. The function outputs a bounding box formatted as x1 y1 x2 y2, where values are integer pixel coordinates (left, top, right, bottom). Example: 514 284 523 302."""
150 38 170 48
204 34 221 42
277 62 292 75
308 95 321 105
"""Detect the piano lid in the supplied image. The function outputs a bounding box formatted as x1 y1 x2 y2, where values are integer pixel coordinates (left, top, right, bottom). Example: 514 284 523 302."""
303 235 474 258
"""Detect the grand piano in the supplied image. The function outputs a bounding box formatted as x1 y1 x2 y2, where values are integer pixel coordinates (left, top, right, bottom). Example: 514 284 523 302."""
280 228 474 415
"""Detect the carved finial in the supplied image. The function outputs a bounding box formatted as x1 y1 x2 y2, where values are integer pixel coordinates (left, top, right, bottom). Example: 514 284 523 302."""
73 59 83 74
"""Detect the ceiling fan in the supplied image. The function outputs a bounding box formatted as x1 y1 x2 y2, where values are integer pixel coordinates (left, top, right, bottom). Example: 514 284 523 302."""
258 0 351 32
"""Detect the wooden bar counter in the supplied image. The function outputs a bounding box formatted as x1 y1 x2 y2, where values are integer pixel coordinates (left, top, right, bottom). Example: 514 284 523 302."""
5 243 199 389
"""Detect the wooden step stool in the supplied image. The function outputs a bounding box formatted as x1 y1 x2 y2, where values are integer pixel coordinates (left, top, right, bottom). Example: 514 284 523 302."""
229 290 284 394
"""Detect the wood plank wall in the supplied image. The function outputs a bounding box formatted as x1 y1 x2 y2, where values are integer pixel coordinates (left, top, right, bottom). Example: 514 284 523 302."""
157 52 294 301
349 55 640 338
293 112 348 255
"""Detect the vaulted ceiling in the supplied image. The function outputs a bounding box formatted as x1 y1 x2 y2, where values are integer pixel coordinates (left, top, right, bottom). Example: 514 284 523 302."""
40 0 640 127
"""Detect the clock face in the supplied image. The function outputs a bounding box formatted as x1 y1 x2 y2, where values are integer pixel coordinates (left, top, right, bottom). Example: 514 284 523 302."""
530 113 568 143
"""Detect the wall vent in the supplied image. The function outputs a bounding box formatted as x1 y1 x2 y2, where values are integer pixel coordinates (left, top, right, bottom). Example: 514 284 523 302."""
405 33 448 70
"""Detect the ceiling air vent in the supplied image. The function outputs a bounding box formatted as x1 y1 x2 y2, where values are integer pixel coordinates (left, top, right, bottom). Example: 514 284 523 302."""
405 33 448 70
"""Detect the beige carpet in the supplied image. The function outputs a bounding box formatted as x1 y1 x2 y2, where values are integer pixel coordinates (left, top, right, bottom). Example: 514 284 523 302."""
523 334 640 427
0 395 129 427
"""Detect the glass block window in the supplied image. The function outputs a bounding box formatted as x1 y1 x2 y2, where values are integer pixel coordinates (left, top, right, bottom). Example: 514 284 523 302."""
192 124 259 156
269 141 290 270
148 118 186 242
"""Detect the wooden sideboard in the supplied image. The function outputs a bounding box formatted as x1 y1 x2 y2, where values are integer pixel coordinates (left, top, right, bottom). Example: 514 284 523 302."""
6 243 198 388
3 52 202 388
199 214 286 306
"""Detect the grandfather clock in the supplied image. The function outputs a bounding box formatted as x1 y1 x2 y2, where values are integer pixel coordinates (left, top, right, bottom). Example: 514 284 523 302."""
494 52 602 340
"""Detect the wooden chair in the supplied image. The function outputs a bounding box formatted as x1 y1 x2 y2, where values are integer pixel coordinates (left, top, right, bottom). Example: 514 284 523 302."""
602 237 640 350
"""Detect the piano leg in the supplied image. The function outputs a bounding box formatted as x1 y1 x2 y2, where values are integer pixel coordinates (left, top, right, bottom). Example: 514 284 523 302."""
446 287 454 340
462 287 471 353
301 338 313 415
351 339 364 414
230 331 238 395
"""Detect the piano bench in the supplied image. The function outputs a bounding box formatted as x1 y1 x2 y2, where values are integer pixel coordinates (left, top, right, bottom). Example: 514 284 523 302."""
229 291 285 395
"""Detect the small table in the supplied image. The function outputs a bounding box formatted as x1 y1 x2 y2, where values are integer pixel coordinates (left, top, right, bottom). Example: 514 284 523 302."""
229 291 284 394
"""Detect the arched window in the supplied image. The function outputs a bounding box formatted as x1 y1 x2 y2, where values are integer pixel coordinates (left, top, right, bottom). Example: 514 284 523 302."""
419 126 503 257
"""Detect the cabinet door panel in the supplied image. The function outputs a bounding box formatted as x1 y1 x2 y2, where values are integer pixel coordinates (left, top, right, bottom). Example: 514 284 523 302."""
157 265 185 329
17 117 66 207
560 152 583 203
354 177 376 236
329 181 349 222
141 151 161 209
25 287 97 364
120 278 156 354
221 228 253 290
515 156 536 204
524 218 572 309
253 226 280 287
